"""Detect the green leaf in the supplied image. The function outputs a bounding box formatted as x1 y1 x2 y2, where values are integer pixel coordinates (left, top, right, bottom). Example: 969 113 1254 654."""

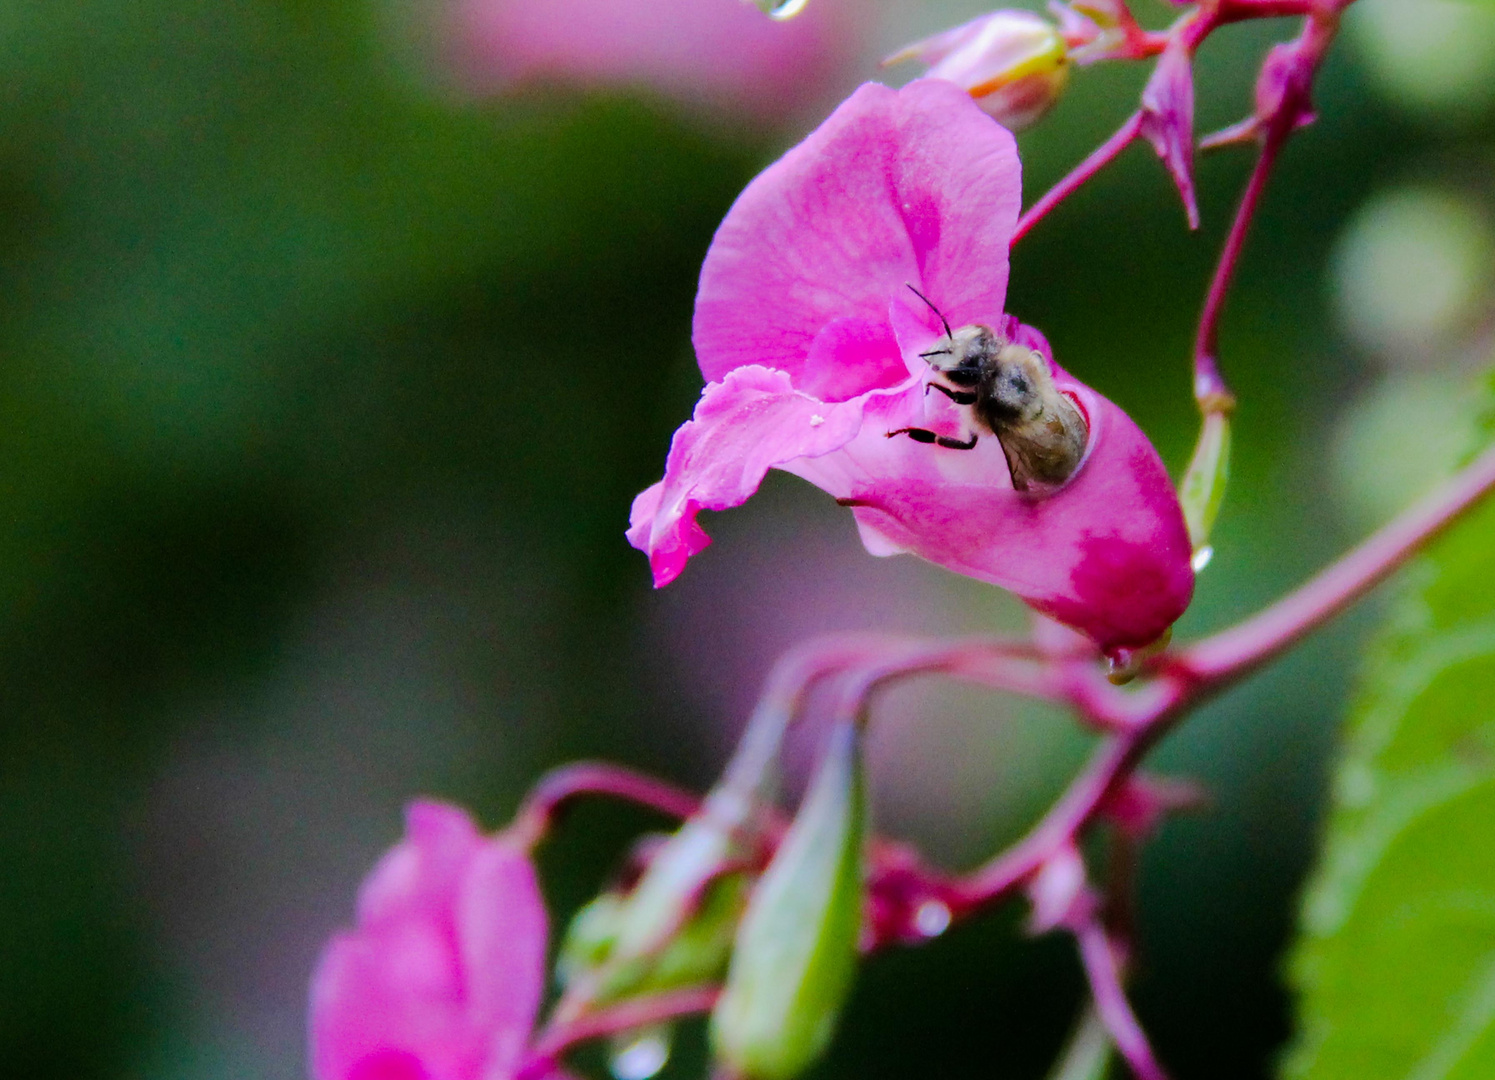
1286 378 1495 1079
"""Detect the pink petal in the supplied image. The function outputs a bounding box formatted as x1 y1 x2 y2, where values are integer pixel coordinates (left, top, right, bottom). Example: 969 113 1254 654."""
312 928 478 1080
797 317 907 403
1140 42 1198 230
627 366 871 587
359 802 483 929
457 843 548 1079
692 79 1021 386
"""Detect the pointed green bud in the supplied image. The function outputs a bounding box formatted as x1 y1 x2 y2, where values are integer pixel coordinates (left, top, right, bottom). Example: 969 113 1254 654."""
711 721 867 1080
576 694 786 1008
564 872 749 1003
1044 1005 1112 1080
557 891 626 990
1179 409 1232 571
591 798 749 1002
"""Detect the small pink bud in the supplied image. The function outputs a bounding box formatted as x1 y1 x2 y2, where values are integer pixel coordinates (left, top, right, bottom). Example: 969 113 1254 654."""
1140 40 1199 229
1026 843 1091 934
886 11 1070 131
309 802 548 1080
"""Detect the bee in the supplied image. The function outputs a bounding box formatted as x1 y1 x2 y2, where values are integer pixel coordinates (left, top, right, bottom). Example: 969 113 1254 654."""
888 286 1089 492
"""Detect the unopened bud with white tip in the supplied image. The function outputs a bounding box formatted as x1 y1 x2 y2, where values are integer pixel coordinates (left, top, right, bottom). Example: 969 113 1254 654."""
886 11 1070 131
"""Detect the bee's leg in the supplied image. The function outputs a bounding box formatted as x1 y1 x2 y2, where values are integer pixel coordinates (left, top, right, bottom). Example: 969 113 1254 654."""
887 427 979 451
926 383 978 406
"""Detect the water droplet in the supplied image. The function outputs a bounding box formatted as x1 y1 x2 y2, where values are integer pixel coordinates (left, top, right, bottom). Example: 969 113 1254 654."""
610 1027 672 1080
1191 545 1214 573
763 0 810 20
913 899 951 938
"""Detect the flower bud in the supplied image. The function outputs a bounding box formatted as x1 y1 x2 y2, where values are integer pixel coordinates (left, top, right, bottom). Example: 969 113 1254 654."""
1179 409 1232 570
711 721 867 1080
886 11 1069 130
563 873 750 1001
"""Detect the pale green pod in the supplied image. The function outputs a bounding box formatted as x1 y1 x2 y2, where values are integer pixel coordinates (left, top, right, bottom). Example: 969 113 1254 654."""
710 721 867 1080
1180 409 1232 568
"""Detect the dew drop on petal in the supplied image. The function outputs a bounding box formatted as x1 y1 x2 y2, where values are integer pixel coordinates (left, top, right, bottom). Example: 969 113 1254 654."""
610 1027 672 1080
913 899 952 938
810 414 825 427
1191 545 1214 573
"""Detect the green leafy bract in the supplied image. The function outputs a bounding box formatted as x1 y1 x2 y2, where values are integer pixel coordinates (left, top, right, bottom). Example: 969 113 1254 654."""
1286 378 1495 1079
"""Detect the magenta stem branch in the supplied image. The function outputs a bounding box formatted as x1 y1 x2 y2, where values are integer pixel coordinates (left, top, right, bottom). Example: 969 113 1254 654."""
510 762 701 848
1192 125 1286 407
1013 112 1143 245
940 436 1495 914
1177 440 1495 684
949 731 1148 908
1191 2 1344 408
523 985 722 1074
1076 920 1169 1080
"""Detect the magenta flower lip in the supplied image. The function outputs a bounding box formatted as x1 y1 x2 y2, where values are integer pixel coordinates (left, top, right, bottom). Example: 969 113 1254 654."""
629 79 1193 651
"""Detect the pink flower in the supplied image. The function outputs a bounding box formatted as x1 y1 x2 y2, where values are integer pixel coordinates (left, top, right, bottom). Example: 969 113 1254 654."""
627 79 1193 652
448 0 864 118
310 801 548 1080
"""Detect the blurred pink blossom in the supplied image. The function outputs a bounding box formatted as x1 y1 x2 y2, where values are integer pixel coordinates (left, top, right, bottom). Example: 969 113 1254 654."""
449 0 864 117
310 801 547 1080
628 79 1193 651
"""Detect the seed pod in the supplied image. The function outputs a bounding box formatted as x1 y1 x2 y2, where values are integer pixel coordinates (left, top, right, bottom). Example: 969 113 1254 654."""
710 721 867 1080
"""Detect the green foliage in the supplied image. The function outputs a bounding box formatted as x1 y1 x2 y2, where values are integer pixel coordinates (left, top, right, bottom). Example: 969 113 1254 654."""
1286 379 1495 1079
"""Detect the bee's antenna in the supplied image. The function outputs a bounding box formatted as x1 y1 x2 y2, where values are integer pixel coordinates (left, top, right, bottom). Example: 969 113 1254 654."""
905 283 953 340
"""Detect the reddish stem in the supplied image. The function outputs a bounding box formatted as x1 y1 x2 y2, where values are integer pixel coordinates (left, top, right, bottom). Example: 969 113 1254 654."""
523 985 722 1075
949 732 1149 908
943 436 1495 913
1192 126 1286 407
1216 0 1316 20
1191 4 1341 408
509 762 701 848
1076 920 1169 1080
1012 112 1144 245
1176 441 1495 684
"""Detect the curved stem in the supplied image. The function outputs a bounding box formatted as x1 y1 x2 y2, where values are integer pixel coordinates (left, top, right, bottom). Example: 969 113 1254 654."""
509 762 701 848
1013 112 1144 245
949 732 1149 908
1192 126 1286 408
1076 920 1169 1080
1175 440 1495 685
522 985 721 1076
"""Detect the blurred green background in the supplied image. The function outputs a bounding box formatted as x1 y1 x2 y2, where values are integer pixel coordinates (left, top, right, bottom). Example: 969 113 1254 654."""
1 1 1491 1078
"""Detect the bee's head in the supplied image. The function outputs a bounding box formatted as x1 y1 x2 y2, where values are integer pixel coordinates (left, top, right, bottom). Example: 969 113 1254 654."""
924 324 1002 387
